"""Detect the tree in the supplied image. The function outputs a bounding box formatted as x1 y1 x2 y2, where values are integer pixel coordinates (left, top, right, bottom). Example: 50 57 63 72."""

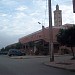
35 39 49 55
1 47 5 52
28 41 34 48
5 46 11 51
15 42 22 49
57 26 75 58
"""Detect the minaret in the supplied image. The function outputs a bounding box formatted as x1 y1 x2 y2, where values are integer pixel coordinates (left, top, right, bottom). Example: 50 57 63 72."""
54 5 62 27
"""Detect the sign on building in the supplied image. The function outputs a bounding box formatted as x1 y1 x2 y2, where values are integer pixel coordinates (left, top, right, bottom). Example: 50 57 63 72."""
73 0 75 13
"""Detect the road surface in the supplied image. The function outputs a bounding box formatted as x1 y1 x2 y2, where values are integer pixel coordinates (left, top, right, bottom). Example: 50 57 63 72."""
0 55 75 75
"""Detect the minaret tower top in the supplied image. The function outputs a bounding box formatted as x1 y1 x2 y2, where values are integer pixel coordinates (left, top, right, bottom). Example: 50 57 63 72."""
56 4 59 10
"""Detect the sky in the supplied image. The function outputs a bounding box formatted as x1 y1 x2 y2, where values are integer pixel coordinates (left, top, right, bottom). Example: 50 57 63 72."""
0 0 74 48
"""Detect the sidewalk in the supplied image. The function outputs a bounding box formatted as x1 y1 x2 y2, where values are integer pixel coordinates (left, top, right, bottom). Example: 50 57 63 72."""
10 55 48 59
10 55 75 71
44 55 75 72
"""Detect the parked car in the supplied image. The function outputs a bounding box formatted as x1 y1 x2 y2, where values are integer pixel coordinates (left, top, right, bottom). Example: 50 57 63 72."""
0 51 8 55
8 49 26 56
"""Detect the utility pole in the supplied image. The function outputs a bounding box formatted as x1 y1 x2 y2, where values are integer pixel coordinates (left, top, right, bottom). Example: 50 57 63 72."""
48 0 54 62
73 0 75 13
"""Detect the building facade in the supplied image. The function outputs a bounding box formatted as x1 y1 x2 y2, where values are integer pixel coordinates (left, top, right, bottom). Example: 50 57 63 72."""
19 5 75 55
19 26 60 55
19 24 74 55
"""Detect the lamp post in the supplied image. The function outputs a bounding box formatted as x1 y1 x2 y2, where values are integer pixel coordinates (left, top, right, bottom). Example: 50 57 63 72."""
48 0 54 62
38 22 43 26
38 21 45 39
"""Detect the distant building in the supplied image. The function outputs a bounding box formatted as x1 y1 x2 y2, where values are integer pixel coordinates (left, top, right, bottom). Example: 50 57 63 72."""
19 26 60 55
19 24 74 55
60 24 74 29
54 4 62 27
19 5 75 55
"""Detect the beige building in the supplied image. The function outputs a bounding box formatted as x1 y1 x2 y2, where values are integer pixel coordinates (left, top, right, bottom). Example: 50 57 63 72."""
19 5 75 55
54 4 62 27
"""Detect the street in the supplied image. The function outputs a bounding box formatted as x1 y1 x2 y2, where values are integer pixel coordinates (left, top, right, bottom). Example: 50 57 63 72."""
0 55 75 75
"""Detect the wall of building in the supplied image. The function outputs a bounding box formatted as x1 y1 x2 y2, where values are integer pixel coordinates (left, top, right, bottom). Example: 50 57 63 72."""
19 4 75 55
19 26 60 44
19 24 75 55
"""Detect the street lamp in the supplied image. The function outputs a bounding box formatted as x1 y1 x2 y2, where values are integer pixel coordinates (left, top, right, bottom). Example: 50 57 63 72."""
38 22 43 26
48 0 54 62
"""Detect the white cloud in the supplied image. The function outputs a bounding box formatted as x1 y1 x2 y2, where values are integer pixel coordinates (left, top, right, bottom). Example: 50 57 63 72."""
14 12 26 19
0 13 7 17
1 14 7 16
1 0 18 6
0 0 74 48
60 5 74 24
16 5 28 11
30 12 39 16
0 12 39 36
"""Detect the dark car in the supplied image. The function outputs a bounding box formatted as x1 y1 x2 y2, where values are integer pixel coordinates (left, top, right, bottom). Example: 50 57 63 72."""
8 49 26 56
0 51 8 55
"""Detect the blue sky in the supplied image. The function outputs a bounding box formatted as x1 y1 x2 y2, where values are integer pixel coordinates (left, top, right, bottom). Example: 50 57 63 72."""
0 0 74 48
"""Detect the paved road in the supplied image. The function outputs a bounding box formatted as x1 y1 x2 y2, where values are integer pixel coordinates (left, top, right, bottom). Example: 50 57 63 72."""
0 55 75 75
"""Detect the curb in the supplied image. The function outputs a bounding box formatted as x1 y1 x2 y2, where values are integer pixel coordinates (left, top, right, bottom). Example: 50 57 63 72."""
10 56 32 59
43 62 75 72
10 56 48 59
